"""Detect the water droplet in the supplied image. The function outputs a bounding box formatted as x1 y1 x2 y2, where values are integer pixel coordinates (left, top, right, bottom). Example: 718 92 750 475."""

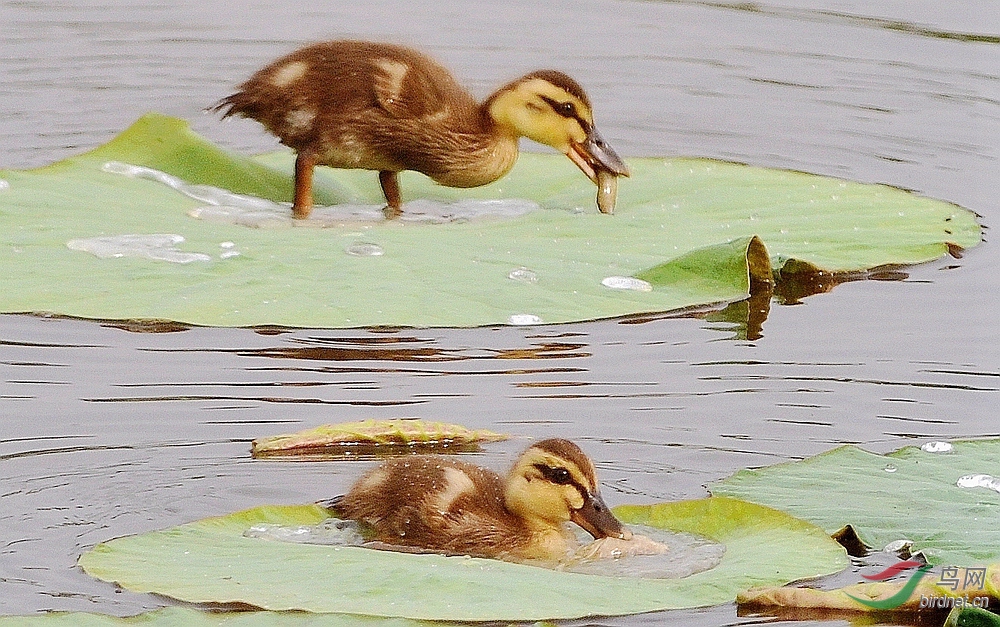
957 474 1000 493
346 242 384 257
66 234 211 264
601 276 653 292
883 539 912 554
508 267 538 283
883 464 897 473
508 314 542 326
920 441 953 453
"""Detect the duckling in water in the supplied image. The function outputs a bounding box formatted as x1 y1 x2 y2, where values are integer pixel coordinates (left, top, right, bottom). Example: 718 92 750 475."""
325 438 666 563
212 40 629 219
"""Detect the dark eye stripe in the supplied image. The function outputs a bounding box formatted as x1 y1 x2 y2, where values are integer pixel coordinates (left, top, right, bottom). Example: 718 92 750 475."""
538 95 587 127
533 463 575 485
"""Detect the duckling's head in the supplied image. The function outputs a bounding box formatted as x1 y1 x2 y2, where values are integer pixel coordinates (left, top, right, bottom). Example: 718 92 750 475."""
486 71 630 184
504 438 632 540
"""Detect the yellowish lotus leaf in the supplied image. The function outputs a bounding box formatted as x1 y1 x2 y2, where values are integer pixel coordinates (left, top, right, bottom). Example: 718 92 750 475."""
251 419 510 457
738 563 1000 614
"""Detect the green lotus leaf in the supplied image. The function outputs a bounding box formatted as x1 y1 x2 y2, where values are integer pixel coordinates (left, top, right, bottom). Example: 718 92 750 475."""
946 605 1000 627
0 607 427 626
711 439 1000 565
0 113 980 328
77 497 846 621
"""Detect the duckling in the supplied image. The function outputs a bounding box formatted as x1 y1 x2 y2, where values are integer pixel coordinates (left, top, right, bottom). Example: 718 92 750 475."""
324 438 636 562
212 40 629 219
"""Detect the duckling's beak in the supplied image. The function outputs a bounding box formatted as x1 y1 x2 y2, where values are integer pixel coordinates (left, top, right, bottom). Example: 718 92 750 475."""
571 490 633 541
566 128 630 184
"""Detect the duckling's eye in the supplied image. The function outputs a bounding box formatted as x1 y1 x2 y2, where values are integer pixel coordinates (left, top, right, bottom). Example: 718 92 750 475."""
534 463 573 485
556 102 576 117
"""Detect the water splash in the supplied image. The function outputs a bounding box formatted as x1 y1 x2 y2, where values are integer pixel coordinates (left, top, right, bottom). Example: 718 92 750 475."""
247 520 721 580
245 519 365 546
0 179 9 191
883 464 898 473
103 161 539 227
602 276 653 292
66 234 211 264
957 474 1000 494
564 525 724 579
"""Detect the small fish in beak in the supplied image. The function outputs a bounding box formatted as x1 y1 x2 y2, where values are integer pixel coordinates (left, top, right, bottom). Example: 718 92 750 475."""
566 127 629 215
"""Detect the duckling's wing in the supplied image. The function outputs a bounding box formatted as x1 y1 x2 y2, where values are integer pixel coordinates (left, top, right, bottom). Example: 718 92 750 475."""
370 54 463 120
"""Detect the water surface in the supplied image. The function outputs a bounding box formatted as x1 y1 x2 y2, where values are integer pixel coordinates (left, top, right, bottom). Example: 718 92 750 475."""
1 0 998 625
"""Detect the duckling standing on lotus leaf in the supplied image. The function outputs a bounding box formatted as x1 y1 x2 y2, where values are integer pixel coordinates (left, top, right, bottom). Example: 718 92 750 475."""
324 438 666 563
212 40 629 219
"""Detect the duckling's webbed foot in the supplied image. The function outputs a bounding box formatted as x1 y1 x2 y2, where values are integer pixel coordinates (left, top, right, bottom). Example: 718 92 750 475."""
293 151 318 219
379 170 402 219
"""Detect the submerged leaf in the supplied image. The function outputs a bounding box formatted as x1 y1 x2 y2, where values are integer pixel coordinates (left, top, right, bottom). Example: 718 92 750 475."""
0 113 981 328
711 439 1000 565
78 497 846 621
251 419 510 458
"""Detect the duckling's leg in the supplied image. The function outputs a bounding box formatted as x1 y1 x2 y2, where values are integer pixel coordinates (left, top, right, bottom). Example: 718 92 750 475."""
379 170 402 219
292 151 318 219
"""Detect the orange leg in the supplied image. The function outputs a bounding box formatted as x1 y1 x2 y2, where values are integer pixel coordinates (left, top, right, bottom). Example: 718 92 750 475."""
379 170 402 219
293 151 318 219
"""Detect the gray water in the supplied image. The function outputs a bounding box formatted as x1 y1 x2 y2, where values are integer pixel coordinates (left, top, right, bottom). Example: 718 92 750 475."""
1 0 999 625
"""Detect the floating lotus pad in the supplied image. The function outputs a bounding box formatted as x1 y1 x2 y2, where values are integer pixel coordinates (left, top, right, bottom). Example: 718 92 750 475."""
711 439 1000 565
251 419 510 457
0 607 428 626
77 497 846 621
0 113 981 328
738 563 999 614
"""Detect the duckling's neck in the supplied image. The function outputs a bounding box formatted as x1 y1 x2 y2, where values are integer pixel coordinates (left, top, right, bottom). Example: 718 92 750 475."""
421 109 519 189
515 525 577 562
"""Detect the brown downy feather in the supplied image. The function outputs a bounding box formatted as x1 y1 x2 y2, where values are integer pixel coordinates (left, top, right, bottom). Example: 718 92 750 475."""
327 438 627 562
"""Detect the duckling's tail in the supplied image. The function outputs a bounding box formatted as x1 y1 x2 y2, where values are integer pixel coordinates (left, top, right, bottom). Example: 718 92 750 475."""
317 495 345 515
206 93 244 119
